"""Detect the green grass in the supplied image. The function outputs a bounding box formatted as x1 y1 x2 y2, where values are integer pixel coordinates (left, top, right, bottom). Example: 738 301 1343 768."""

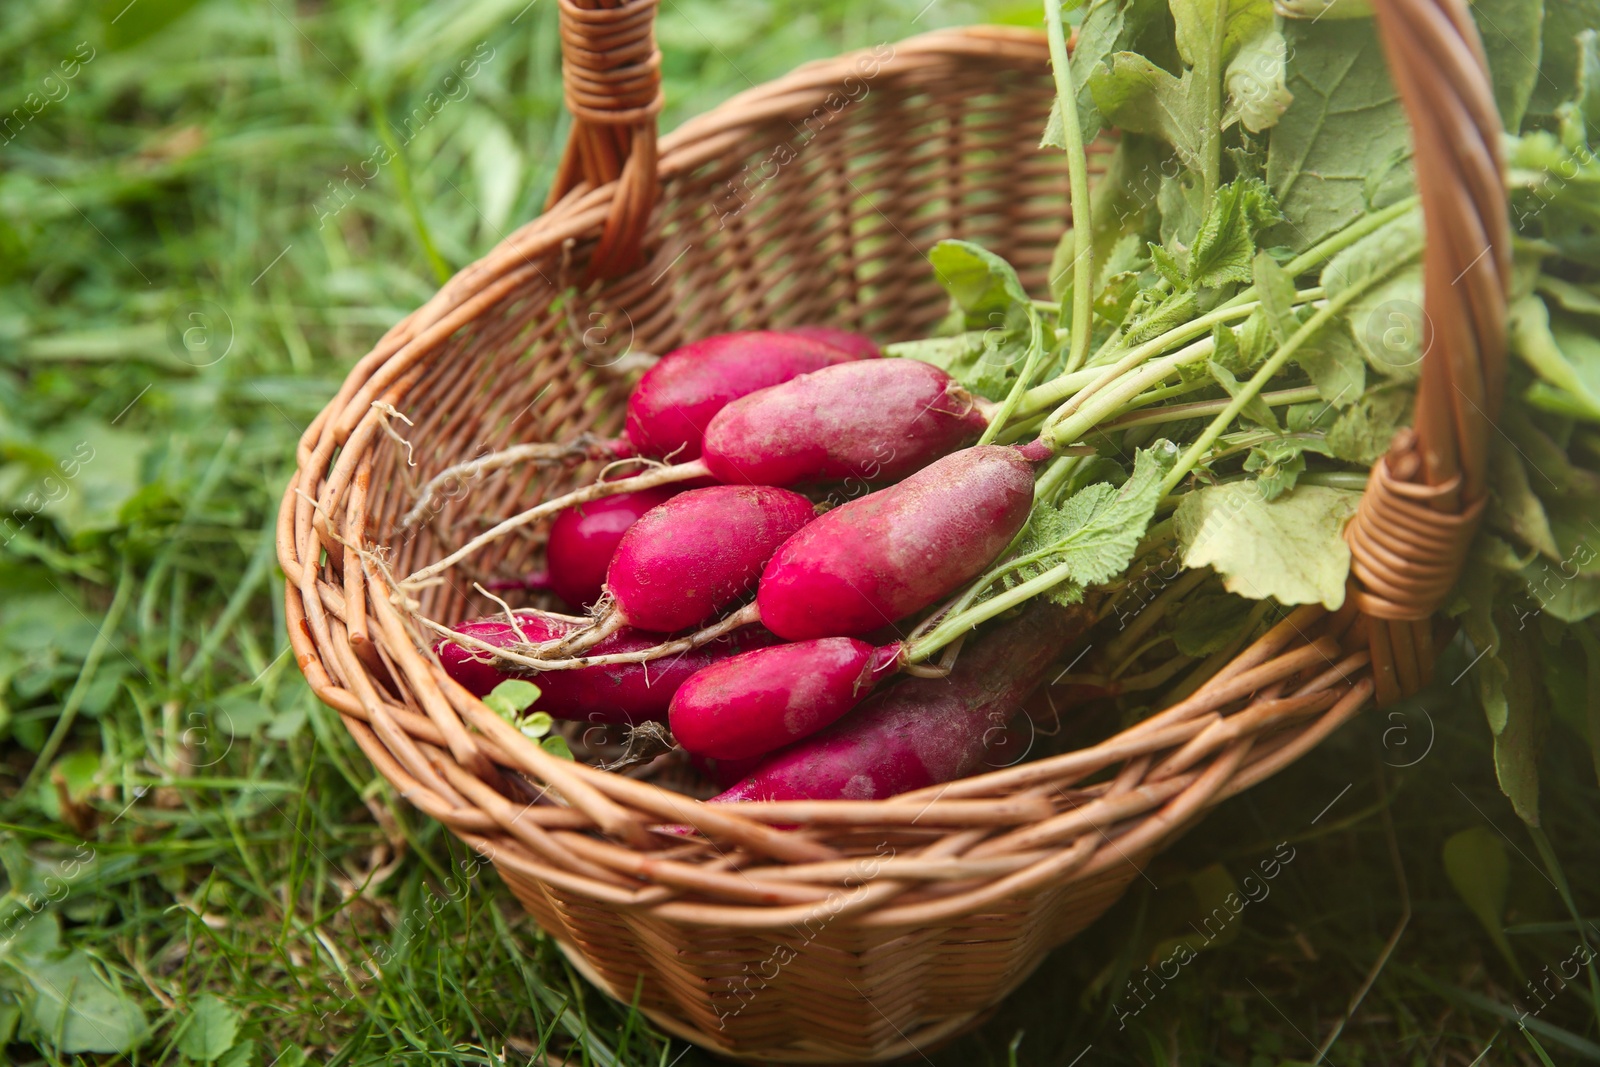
1 0 1598 1064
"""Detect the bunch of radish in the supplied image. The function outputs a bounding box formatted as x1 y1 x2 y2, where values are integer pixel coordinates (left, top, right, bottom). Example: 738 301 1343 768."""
432 327 1089 802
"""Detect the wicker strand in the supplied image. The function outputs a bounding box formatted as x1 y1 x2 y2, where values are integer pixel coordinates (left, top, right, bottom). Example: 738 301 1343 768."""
1349 0 1508 703
546 0 664 279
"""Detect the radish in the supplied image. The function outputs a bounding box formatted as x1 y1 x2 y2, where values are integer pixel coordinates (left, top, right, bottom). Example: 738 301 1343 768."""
544 487 677 608
600 485 815 634
402 329 863 533
623 331 867 461
436 615 540 698
484 571 553 595
783 325 879 360
702 359 988 487
406 361 990 589
435 611 778 724
979 717 1041 770
756 445 1034 640
540 626 778 725
691 753 768 790
712 605 1089 802
669 638 902 760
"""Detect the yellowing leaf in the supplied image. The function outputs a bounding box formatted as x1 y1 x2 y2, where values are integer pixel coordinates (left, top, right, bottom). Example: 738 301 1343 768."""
1225 28 1293 133
1175 482 1361 608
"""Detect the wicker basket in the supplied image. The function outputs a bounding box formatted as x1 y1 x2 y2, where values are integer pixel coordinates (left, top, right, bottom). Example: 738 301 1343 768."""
277 1 1508 1060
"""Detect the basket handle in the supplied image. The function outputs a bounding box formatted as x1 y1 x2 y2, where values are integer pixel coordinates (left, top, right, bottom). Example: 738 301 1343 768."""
1346 0 1510 701
545 0 665 279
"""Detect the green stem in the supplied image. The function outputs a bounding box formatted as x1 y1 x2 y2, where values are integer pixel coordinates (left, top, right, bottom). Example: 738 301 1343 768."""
1044 0 1095 374
1045 335 1218 447
1197 10 1225 201
906 453 1084 649
1297 471 1371 491
1033 452 1082 506
910 204 1424 662
1114 377 1216 412
906 558 1077 663
1160 257 1413 496
1018 199 1412 420
1102 567 1210 668
996 412 1048 446
1020 287 1323 424
979 311 1046 445
1198 431 1328 471
1018 364 1123 423
1018 299 1260 420
1103 385 1323 431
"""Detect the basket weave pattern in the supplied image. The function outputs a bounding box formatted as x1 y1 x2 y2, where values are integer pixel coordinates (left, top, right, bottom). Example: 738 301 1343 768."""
278 6 1507 1061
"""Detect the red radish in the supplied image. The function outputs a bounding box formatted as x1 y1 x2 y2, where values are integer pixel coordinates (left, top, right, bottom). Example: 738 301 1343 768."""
436 615 538 698
603 485 815 633
979 718 1037 769
624 331 866 461
713 605 1090 802
670 638 901 760
1013 439 1054 463
539 627 778 725
484 571 552 595
691 752 768 790
757 446 1034 641
702 360 988 487
545 487 677 608
783 325 879 360
435 611 778 724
